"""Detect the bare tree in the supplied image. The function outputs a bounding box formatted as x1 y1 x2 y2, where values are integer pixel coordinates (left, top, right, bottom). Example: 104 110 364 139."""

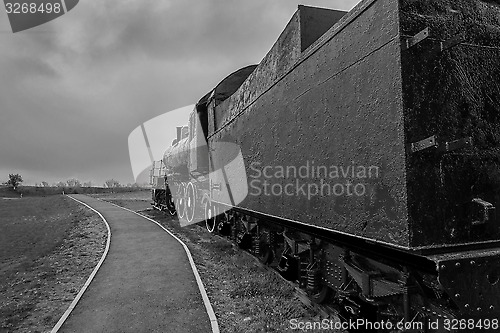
104 179 121 188
7 174 23 189
83 181 92 187
66 178 81 187
41 181 49 187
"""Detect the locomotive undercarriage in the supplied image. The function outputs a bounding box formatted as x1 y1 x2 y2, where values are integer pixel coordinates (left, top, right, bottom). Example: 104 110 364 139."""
151 188 176 215
153 179 212 225
199 205 495 333
152 186 500 332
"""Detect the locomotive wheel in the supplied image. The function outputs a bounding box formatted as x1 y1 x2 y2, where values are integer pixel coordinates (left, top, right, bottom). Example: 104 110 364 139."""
205 200 218 233
256 232 274 265
185 182 196 223
176 184 186 219
309 284 332 304
258 242 274 265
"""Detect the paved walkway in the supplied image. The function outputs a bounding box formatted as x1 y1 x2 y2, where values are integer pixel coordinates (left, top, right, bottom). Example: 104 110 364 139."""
58 195 213 333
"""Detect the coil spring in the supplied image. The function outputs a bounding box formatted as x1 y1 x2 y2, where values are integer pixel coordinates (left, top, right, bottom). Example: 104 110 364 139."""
253 233 260 256
231 222 237 242
307 268 319 292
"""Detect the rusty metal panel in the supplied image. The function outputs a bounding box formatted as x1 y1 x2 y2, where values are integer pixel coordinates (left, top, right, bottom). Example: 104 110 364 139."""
400 0 500 248
209 0 409 247
433 248 500 317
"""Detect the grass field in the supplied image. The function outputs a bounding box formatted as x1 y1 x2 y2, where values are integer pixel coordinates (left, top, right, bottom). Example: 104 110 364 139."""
94 191 343 332
0 186 147 198
0 195 106 333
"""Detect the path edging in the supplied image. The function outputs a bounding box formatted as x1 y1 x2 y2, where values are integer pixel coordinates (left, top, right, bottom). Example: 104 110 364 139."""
101 199 220 333
50 195 112 333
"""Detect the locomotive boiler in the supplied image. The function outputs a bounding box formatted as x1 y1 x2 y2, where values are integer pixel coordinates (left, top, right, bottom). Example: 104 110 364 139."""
151 0 500 330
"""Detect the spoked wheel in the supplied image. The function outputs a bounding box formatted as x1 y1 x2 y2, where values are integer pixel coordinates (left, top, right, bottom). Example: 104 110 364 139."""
185 182 196 224
204 200 218 233
176 183 186 219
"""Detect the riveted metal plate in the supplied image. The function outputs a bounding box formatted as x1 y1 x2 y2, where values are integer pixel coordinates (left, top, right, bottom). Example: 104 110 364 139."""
409 135 437 153
402 27 429 50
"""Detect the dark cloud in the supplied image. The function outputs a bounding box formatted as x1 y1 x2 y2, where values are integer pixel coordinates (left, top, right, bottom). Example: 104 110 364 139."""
0 0 359 185
4 56 59 78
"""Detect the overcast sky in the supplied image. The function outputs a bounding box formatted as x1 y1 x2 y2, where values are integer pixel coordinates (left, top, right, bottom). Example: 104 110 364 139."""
0 0 358 186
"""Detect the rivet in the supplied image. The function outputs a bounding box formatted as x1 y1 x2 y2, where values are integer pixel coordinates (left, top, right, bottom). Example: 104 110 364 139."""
465 304 469 308
477 307 482 311
455 294 460 298
456 262 461 267
441 265 446 269
471 260 475 265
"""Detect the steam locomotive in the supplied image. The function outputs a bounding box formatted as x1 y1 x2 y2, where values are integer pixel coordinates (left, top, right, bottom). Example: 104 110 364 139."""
151 0 500 330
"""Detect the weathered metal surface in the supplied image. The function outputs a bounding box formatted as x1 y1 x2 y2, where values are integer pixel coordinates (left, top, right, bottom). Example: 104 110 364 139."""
433 248 500 317
206 65 257 136
402 27 429 50
408 135 473 154
408 135 437 153
209 0 409 247
212 6 347 135
207 0 500 249
400 0 500 247
212 10 302 133
163 136 189 175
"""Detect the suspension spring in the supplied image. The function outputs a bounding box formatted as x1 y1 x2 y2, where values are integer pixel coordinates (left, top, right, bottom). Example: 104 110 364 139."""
307 267 320 292
231 220 238 242
253 233 260 256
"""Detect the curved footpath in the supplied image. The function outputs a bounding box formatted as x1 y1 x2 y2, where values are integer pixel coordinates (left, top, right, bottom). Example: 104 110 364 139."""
57 194 215 333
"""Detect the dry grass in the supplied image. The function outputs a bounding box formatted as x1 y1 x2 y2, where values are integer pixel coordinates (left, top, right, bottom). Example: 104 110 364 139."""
0 195 107 333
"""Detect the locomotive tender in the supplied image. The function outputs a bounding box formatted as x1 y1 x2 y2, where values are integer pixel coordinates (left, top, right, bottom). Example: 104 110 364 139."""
151 0 500 330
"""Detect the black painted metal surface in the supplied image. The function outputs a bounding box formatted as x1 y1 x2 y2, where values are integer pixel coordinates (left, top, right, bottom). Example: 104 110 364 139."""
207 0 500 249
400 0 500 247
209 0 410 247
